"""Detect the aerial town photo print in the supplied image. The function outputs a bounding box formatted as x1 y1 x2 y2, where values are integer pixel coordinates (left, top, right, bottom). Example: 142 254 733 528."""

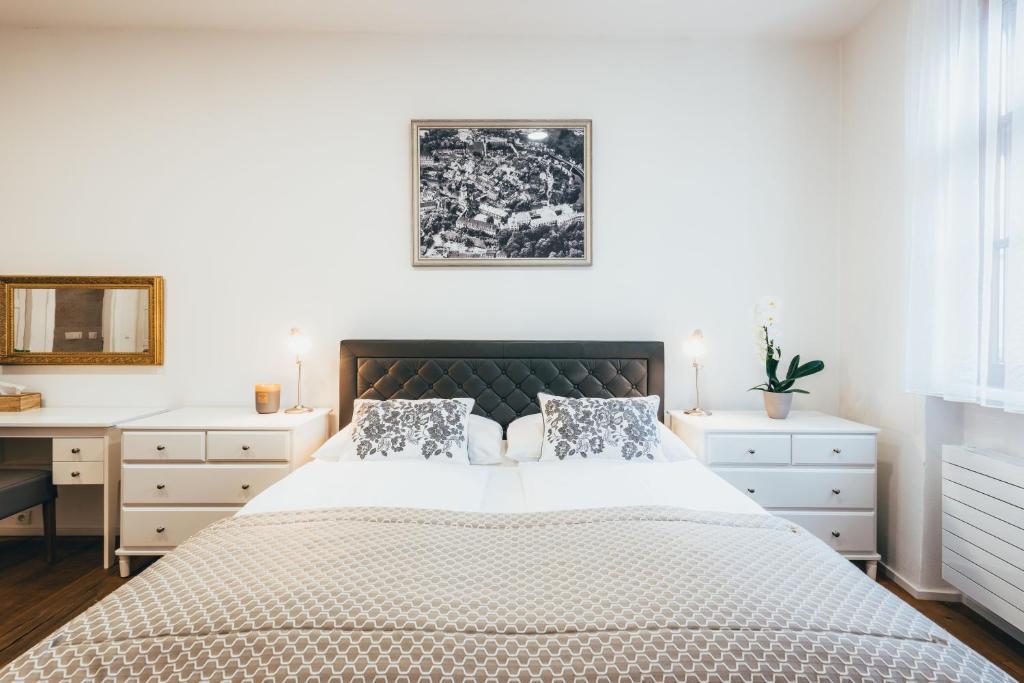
412 120 591 266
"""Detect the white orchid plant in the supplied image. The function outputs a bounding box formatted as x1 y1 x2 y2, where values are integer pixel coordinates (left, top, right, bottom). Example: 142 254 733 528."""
749 298 824 395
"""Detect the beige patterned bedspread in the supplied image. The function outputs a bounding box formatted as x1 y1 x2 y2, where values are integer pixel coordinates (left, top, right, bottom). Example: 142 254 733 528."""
1 507 1012 682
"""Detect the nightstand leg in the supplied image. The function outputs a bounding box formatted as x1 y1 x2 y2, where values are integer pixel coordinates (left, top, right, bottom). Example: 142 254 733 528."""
118 556 131 578
866 560 878 581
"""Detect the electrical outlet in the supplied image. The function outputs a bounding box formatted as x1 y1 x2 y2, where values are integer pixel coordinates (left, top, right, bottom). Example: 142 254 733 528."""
15 511 32 525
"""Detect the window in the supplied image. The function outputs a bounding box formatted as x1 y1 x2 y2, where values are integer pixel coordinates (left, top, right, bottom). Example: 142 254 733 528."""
985 0 1016 386
906 0 1024 413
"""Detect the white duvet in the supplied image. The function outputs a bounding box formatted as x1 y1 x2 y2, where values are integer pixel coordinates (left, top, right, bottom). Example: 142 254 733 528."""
240 458 765 517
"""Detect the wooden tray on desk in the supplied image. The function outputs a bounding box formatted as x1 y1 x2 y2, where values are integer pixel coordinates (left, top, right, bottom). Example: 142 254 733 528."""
0 393 41 412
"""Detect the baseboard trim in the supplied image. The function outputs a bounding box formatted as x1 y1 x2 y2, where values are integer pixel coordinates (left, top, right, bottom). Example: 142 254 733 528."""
881 562 961 602
0 527 104 537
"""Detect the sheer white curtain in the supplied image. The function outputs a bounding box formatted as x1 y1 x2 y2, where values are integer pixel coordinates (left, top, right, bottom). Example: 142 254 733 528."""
906 0 1024 413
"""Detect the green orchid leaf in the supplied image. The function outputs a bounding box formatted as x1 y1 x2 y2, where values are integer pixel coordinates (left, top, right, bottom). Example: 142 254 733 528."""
786 355 800 380
791 360 825 379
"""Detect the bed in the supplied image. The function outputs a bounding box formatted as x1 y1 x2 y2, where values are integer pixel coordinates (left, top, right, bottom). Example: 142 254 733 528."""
1 340 1012 682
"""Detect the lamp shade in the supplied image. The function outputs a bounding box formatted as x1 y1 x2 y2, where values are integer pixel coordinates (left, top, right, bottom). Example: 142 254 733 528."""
286 328 311 356
684 329 706 358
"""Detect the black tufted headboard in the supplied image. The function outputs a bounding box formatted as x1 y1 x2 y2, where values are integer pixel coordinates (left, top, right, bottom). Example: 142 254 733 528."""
339 340 664 433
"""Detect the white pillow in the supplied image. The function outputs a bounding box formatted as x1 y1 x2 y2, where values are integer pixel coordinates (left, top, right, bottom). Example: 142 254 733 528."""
466 414 504 465
659 423 696 462
538 393 664 462
505 412 692 463
315 406 502 465
313 423 357 462
352 397 474 463
505 413 544 462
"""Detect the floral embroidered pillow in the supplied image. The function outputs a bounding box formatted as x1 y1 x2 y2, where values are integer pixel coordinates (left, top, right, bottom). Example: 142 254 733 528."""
352 398 474 463
538 393 664 462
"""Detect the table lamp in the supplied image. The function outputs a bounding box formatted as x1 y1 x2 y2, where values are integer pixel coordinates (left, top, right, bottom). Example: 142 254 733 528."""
683 329 710 416
285 328 313 414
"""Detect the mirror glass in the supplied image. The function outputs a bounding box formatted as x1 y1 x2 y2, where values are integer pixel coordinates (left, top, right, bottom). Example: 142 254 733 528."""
11 288 150 354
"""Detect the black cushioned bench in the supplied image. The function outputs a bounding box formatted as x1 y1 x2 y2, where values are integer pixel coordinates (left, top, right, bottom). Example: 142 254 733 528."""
0 470 57 562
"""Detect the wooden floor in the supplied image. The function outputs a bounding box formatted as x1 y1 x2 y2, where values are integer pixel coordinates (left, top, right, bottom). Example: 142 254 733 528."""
0 538 1021 679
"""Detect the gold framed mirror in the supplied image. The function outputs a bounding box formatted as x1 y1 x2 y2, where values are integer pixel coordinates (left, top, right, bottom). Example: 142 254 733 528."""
0 276 163 365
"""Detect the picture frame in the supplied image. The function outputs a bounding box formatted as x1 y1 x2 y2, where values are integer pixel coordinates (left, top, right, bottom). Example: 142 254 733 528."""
412 119 592 266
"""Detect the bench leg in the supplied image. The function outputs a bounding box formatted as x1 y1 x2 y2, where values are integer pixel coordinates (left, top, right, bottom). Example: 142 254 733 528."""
42 499 57 564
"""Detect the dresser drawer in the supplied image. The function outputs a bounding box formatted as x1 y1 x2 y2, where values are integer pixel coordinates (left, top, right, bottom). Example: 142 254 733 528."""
778 511 876 553
792 434 876 466
122 464 288 504
52 437 104 462
706 434 790 465
53 461 104 485
715 468 875 510
206 431 289 462
121 508 237 548
123 431 205 462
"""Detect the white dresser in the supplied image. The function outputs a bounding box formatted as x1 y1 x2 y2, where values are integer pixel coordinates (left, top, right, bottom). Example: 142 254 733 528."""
941 445 1024 632
115 406 330 577
669 410 880 579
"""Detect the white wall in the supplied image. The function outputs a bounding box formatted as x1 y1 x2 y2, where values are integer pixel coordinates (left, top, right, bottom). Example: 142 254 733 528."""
0 29 841 420
839 0 941 593
963 404 1024 459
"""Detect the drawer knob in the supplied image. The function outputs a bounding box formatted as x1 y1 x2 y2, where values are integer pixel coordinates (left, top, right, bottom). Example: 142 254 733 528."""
746 449 756 455
241 483 251 490
832 488 841 495
831 530 841 538
156 526 165 533
70 470 80 478
832 448 842 454
746 488 755 494
71 447 81 454
242 445 250 451
156 484 165 490
156 445 166 451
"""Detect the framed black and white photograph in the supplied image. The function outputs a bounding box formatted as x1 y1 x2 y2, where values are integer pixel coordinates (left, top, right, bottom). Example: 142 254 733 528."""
412 119 591 266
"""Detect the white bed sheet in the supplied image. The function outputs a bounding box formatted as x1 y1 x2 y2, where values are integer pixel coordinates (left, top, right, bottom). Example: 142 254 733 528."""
517 461 766 515
240 459 764 517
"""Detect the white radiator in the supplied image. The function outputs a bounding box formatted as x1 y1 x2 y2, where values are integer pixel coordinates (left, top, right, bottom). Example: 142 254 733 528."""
941 445 1024 631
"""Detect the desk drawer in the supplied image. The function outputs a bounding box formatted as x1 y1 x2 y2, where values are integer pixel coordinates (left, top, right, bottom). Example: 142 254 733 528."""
715 468 875 510
207 431 289 462
707 434 790 465
123 431 205 462
122 464 288 505
121 508 236 548
792 434 876 466
52 437 104 462
53 461 103 485
778 511 875 553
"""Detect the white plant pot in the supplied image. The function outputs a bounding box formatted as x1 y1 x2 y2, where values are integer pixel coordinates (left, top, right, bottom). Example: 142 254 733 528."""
763 392 793 419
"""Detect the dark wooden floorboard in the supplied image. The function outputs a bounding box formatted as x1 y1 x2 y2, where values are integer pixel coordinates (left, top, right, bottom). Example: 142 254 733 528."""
0 537 154 669
0 538 1021 679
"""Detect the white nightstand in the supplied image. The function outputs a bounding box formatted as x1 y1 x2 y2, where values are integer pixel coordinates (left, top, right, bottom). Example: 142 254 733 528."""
114 406 331 577
668 410 881 579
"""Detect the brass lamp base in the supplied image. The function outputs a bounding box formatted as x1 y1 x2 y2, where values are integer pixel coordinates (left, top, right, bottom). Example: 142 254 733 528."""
284 405 313 414
683 407 711 416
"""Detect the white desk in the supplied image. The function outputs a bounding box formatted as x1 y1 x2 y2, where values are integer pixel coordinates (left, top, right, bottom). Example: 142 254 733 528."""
0 407 166 568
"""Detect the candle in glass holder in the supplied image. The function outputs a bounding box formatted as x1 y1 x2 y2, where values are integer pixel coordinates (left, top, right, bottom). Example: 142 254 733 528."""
254 384 281 414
